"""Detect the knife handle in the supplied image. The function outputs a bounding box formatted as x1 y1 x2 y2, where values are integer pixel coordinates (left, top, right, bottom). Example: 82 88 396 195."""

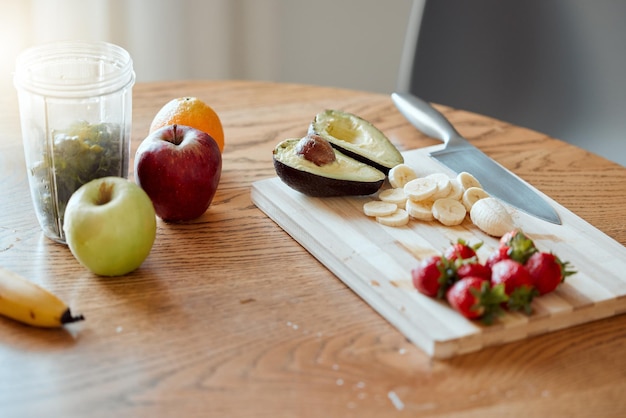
391 92 463 145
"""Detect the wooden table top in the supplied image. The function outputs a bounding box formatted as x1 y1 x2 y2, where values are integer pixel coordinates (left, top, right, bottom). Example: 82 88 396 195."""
1 80 625 417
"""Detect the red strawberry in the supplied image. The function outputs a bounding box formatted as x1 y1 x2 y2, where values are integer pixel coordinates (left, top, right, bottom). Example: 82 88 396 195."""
444 239 482 262
499 230 537 264
456 261 492 281
485 246 511 269
446 276 507 324
499 229 523 247
491 259 537 314
525 252 576 295
411 255 456 298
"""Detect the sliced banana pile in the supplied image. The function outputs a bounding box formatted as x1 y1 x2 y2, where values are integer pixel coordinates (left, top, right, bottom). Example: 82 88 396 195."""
362 163 515 236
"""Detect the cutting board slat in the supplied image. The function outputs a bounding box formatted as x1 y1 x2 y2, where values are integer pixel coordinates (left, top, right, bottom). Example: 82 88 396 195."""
251 147 626 358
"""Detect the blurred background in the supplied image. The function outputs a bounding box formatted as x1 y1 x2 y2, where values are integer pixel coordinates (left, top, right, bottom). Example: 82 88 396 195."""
0 0 411 94
1 0 624 166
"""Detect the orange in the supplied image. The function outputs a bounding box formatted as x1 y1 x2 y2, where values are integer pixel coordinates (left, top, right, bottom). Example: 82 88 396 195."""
149 97 225 152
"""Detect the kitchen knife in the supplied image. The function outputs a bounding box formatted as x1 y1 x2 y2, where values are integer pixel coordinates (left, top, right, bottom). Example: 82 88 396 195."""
391 92 561 225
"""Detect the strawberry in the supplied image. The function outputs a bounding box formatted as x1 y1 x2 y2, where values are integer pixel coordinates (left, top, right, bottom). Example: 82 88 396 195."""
443 239 482 261
411 255 457 298
491 259 537 314
457 261 492 281
499 229 522 247
411 231 575 324
485 246 511 269
446 276 508 324
525 251 576 295
486 230 537 269
499 230 537 264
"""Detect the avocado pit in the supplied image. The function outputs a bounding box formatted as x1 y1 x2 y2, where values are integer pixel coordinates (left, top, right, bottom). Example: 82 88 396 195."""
295 134 336 166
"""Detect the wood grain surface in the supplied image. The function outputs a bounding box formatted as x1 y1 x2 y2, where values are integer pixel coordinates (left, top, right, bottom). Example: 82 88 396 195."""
1 81 625 417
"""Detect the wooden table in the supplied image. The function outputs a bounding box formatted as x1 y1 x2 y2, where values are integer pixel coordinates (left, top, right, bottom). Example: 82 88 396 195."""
1 81 625 417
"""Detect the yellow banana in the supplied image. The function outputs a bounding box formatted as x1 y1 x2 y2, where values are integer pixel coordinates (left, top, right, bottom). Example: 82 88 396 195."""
0 266 84 328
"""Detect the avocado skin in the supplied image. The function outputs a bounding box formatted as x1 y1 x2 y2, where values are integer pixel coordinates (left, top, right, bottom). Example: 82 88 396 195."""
273 158 384 197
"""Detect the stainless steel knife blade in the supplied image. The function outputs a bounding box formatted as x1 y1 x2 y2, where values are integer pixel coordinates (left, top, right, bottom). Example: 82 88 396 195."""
391 92 561 225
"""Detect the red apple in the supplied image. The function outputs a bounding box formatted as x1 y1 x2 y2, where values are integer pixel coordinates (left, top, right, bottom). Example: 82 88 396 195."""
134 124 222 222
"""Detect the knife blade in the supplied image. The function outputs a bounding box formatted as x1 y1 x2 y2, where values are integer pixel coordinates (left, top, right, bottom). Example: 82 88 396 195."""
391 92 561 225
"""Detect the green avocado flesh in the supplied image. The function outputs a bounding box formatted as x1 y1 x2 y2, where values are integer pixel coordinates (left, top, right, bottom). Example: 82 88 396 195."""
308 109 404 173
273 138 385 197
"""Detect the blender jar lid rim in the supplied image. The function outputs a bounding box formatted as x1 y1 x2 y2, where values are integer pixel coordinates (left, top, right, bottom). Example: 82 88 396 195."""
14 40 135 98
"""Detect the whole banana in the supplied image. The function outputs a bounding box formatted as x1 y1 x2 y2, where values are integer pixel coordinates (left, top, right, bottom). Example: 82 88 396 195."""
0 266 84 328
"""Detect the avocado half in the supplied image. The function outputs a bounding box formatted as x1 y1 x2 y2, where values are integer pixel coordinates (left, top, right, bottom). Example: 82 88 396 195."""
308 109 404 173
273 138 386 197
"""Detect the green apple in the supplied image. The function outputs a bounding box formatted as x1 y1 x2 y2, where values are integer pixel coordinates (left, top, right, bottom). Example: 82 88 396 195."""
63 177 157 276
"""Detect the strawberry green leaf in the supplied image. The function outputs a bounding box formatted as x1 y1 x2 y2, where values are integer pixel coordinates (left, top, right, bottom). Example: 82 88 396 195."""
507 285 538 315
506 231 538 264
469 282 509 325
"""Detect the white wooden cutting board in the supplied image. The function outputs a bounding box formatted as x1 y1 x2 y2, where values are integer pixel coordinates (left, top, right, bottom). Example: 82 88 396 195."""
251 146 626 359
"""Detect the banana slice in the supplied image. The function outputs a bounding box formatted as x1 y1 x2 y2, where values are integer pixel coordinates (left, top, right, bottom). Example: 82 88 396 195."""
432 198 467 226
457 171 482 190
470 197 515 237
404 177 437 202
376 208 410 227
378 187 407 206
462 186 490 211
445 178 464 201
388 164 418 189
405 199 434 221
426 173 452 199
363 200 397 217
